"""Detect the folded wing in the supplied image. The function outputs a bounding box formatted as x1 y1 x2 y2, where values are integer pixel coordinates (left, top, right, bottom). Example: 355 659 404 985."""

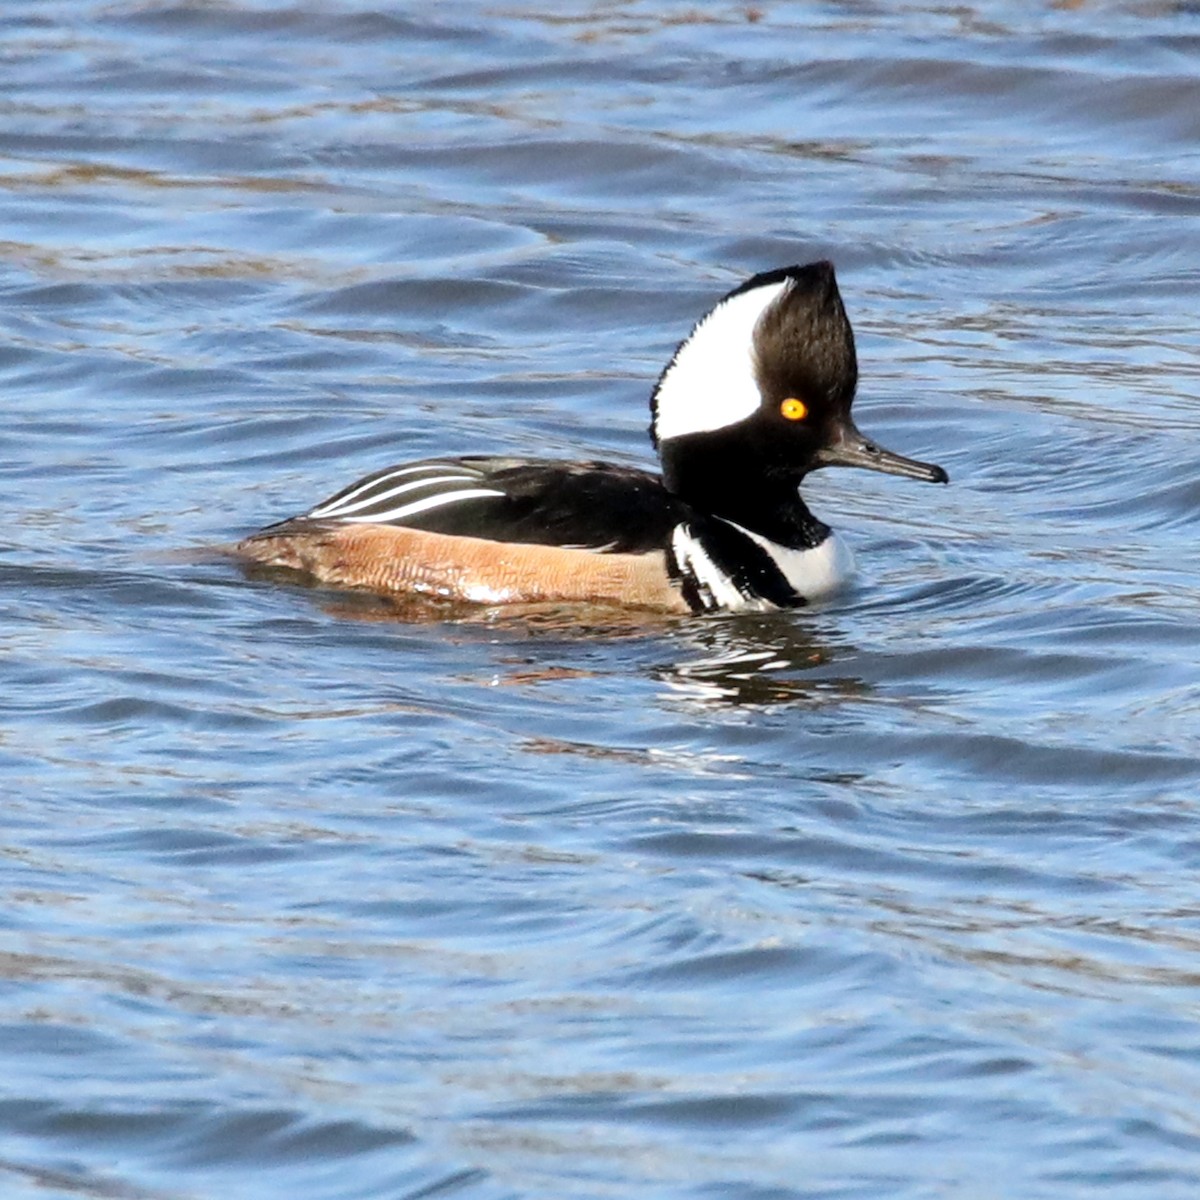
251 456 686 555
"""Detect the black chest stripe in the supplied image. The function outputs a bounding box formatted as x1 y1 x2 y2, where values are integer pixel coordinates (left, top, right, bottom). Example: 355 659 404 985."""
670 516 806 612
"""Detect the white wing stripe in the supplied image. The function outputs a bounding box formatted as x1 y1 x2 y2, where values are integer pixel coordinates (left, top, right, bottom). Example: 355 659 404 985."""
308 461 480 514
337 488 505 524
310 473 482 518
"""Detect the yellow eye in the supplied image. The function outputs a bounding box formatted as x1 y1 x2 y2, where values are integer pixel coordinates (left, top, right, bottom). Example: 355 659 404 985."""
780 397 808 421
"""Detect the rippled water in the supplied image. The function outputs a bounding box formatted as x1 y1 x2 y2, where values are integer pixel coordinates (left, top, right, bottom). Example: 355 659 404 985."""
4 2 1200 1197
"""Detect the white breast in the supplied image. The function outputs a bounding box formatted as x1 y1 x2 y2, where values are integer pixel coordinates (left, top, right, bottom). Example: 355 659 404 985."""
671 522 855 612
751 528 855 603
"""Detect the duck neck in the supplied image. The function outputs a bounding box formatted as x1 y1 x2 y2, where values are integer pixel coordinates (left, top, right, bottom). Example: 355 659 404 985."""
659 435 831 550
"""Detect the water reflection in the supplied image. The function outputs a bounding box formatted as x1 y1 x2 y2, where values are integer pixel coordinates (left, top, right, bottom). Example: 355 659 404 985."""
11 1 1200 1195
239 554 867 707
652 612 865 709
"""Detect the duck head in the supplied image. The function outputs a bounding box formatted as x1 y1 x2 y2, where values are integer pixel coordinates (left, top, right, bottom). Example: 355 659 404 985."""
650 262 948 515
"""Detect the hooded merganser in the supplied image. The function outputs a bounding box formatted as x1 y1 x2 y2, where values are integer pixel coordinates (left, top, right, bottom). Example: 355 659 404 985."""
237 261 948 613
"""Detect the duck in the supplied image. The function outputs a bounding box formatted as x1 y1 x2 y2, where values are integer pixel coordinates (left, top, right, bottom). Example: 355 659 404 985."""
236 260 947 613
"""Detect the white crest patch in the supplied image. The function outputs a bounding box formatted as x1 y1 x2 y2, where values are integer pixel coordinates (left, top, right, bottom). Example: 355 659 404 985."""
653 277 791 444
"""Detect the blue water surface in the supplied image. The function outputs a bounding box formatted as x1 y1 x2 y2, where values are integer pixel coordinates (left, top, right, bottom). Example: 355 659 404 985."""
2 2 1200 1197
